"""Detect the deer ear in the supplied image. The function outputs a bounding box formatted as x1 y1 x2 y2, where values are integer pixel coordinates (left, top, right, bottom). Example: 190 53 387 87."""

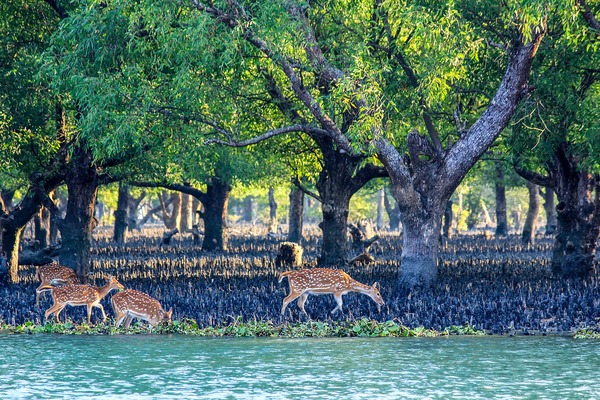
373 282 380 289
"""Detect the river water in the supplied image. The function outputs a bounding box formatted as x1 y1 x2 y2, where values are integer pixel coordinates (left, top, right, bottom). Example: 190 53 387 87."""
0 334 599 399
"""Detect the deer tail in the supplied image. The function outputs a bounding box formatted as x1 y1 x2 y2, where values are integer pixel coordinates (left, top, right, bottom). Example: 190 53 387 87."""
278 271 293 283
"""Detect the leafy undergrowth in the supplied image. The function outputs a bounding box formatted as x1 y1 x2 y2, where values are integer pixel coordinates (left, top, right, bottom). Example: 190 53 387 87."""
0 318 487 338
573 326 600 339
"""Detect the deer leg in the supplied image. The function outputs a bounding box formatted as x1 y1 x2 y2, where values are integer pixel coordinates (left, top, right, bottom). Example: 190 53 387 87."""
87 304 93 324
45 303 65 322
331 293 344 314
297 293 310 316
114 311 127 327
94 304 107 322
35 287 43 306
123 314 134 329
281 290 302 315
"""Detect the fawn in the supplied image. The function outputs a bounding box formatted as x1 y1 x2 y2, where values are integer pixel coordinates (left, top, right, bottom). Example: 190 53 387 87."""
111 289 173 329
44 276 124 324
278 268 384 316
35 264 80 306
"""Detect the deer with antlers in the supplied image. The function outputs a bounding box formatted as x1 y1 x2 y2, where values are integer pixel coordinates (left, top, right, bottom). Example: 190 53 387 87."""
35 264 80 306
278 268 384 316
111 289 173 329
44 276 124 324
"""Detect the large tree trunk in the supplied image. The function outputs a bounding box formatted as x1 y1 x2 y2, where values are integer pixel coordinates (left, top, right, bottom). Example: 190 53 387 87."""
287 186 304 243
543 187 557 235
318 191 352 266
495 162 508 237
113 183 129 244
398 204 445 288
521 181 540 245
59 146 99 281
201 178 231 251
313 136 386 266
552 170 599 278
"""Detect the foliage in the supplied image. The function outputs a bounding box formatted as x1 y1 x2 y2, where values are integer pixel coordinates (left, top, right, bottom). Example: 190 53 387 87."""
573 326 600 339
0 318 485 338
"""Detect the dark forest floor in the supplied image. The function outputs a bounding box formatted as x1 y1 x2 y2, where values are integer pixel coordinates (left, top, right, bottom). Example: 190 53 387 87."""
2 227 599 334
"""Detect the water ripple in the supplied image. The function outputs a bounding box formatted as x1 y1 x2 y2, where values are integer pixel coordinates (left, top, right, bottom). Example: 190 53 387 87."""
1 335 599 399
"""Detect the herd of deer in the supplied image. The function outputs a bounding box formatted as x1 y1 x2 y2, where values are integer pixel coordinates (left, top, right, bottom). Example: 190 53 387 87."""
35 263 385 327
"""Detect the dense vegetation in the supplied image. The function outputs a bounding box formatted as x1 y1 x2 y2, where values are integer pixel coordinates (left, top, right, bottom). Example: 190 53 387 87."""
1 227 598 336
0 0 598 341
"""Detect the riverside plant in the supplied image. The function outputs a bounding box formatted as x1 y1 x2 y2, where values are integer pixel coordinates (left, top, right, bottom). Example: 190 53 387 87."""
0 318 485 337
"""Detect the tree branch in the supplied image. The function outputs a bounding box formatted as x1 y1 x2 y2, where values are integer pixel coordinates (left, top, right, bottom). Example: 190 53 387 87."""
291 177 321 202
577 0 600 33
190 0 355 154
513 164 554 188
441 22 546 197
132 181 207 203
204 124 305 147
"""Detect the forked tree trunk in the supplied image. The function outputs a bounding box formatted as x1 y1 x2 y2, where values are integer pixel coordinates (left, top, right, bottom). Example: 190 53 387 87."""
287 186 304 243
376 28 545 288
521 181 540 245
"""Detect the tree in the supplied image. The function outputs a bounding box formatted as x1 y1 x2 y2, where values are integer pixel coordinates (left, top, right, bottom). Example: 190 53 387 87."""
0 0 68 282
512 1 600 278
188 0 545 288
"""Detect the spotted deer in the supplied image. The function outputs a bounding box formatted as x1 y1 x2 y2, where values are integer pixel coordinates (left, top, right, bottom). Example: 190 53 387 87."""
111 289 173 329
278 268 384 316
44 276 124 324
35 264 80 306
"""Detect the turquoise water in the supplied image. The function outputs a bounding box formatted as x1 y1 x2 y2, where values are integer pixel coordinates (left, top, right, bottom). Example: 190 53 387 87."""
0 335 599 399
